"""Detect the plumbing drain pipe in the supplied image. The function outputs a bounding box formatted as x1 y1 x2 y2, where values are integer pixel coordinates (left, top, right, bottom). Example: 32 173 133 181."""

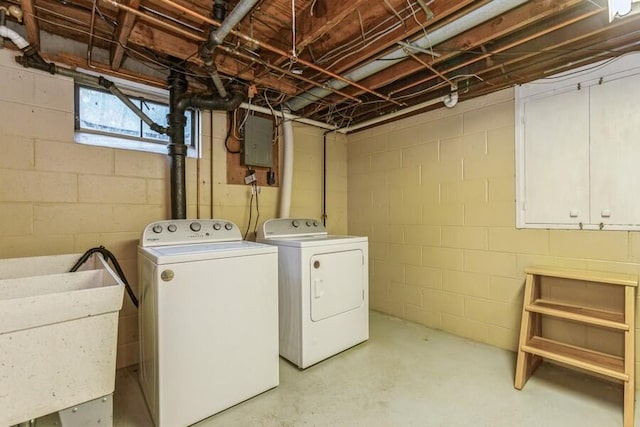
200 0 258 97
279 110 294 218
167 70 189 220
167 68 245 219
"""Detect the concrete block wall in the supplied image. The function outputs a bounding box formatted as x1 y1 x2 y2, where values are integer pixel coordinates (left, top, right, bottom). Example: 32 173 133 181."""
0 49 347 368
346 88 640 378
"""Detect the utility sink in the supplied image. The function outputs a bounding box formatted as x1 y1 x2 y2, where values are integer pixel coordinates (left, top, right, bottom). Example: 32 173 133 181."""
0 253 124 426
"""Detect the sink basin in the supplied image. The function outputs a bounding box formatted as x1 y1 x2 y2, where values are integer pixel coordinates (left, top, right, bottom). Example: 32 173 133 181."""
0 253 124 426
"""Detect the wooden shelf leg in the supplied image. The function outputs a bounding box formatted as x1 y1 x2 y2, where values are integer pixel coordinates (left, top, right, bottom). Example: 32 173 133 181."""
623 285 635 427
515 273 539 390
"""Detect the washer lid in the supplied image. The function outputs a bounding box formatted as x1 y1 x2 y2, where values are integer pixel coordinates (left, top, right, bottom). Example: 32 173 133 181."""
139 240 277 264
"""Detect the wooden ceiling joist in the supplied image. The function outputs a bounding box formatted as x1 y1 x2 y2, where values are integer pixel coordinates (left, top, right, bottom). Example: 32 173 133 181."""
127 22 299 94
301 0 591 117
111 0 141 70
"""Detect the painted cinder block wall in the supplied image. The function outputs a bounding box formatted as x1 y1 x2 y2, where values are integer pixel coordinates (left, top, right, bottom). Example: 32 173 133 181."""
346 88 640 379
0 49 347 368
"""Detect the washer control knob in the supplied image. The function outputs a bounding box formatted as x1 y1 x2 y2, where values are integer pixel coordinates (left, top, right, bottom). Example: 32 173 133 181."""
167 224 177 232
224 222 233 231
313 220 319 227
213 222 222 231
306 220 312 227
190 222 201 232
152 224 163 234
292 220 300 228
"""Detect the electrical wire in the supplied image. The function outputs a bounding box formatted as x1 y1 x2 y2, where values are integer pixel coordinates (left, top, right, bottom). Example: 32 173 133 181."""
291 0 297 60
253 182 260 236
224 111 241 154
70 246 139 308
243 181 255 240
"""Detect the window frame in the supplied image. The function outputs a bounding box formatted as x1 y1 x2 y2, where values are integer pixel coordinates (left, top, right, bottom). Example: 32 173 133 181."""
73 81 200 157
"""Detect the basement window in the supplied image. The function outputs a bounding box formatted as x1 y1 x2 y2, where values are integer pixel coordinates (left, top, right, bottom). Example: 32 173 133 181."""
74 84 199 157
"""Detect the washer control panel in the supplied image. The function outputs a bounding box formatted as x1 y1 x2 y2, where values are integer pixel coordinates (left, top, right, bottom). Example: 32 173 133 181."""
141 219 241 247
257 218 326 240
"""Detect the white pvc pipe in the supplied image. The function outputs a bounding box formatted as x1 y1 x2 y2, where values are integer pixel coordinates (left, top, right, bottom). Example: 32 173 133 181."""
240 102 337 131
279 112 294 218
0 26 29 49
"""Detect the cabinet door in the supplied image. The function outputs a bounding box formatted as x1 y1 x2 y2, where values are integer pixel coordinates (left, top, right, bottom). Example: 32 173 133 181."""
523 88 590 225
590 73 640 226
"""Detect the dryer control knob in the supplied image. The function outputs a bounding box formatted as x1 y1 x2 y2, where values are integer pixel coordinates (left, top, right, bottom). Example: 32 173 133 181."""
167 224 177 232
190 222 201 232
313 220 319 226
224 223 233 230
213 222 221 231
292 220 300 228
306 220 312 227
152 224 163 234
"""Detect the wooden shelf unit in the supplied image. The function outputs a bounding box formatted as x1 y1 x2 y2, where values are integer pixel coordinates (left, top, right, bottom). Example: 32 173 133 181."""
514 266 637 427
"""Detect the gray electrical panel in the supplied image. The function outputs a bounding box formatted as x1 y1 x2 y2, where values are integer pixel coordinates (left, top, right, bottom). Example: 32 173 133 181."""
243 115 274 168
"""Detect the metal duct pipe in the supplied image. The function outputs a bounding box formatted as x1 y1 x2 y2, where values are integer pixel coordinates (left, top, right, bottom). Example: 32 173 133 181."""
286 0 529 111
200 0 258 97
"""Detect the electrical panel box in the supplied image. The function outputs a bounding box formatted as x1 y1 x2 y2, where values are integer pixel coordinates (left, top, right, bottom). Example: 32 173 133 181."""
243 115 274 168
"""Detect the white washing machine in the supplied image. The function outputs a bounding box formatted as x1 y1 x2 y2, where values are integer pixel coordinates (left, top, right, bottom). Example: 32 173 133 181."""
257 218 368 369
137 219 279 427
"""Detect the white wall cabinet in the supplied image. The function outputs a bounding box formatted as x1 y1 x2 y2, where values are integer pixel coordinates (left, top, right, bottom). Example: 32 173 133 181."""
516 53 640 230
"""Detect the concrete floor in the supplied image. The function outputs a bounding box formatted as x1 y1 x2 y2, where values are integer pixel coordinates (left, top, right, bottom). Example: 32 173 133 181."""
35 311 631 426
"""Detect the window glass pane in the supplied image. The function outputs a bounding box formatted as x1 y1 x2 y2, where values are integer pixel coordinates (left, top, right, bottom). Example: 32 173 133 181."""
78 87 140 137
185 112 193 146
141 101 170 142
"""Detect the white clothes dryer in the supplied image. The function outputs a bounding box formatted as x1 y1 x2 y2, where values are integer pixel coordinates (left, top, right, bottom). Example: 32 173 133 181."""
137 219 279 427
257 218 368 369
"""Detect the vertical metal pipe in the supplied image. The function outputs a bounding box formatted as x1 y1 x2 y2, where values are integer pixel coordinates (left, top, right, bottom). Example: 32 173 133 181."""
168 69 188 219
322 131 328 226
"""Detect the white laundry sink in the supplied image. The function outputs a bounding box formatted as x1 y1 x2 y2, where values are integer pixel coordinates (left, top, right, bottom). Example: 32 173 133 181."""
0 253 124 426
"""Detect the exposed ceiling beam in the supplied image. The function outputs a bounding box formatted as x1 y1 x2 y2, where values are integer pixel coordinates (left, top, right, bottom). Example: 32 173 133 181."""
111 0 140 70
297 0 369 52
290 0 477 91
342 7 629 125
254 0 370 79
127 22 299 94
302 0 587 117
387 3 605 98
